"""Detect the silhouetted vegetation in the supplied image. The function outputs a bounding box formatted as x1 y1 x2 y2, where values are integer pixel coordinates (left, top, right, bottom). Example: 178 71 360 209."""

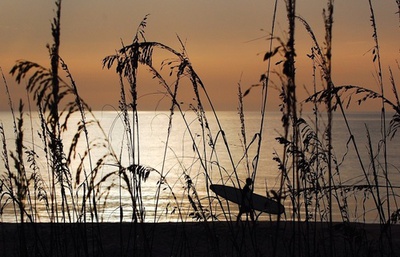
0 0 399 256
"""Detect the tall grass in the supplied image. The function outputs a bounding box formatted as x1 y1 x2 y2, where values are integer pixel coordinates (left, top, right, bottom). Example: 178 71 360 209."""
0 0 399 256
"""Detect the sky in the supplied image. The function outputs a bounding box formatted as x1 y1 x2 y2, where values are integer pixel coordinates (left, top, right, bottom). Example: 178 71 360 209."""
0 0 398 112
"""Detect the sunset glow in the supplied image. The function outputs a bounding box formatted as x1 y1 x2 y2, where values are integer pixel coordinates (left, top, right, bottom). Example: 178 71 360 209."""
0 0 398 111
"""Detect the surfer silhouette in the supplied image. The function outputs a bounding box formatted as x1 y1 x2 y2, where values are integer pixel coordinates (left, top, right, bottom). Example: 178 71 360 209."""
236 177 255 224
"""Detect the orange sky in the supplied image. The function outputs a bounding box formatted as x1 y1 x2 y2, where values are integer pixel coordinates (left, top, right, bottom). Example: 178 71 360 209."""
0 0 398 112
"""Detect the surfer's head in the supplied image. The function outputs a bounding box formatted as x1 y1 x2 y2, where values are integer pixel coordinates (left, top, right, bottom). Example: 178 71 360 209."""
246 178 252 185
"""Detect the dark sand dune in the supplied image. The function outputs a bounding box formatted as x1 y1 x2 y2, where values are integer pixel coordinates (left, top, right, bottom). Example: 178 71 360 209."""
1 221 399 256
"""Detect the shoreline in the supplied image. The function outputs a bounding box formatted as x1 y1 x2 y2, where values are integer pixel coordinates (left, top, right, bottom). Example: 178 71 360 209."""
1 221 399 256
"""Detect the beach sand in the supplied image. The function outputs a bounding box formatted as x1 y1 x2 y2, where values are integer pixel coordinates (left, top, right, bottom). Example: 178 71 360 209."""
1 221 399 256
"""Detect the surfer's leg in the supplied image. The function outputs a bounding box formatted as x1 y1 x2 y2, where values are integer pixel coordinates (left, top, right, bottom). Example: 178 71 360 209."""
250 211 256 225
236 212 241 222
236 208 244 224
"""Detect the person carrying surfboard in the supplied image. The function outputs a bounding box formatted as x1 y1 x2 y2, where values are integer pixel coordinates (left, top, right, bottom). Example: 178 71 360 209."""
236 177 255 224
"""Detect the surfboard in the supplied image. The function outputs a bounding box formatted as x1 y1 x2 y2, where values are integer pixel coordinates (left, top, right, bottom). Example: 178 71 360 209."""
210 184 285 215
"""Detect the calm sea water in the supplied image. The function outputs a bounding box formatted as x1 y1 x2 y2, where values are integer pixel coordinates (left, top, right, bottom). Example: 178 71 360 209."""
0 111 399 223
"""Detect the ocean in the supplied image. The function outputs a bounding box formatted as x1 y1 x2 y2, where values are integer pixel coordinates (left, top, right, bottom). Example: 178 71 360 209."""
0 110 399 223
